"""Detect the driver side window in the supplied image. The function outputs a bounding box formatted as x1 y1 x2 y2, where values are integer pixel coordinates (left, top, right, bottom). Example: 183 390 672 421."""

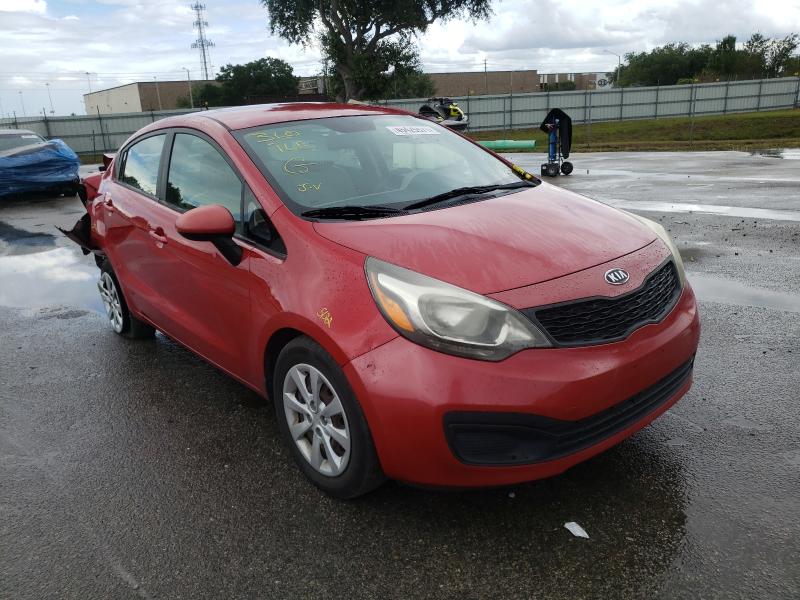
165 133 243 227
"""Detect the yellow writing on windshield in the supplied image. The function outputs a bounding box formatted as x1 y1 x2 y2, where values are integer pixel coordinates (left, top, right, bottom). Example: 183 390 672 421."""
273 141 315 153
284 157 317 175
252 129 301 145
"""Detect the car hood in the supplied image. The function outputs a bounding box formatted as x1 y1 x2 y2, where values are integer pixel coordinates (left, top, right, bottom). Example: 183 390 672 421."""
312 183 657 294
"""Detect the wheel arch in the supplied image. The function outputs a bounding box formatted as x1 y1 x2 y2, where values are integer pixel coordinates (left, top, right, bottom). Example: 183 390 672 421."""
260 316 352 402
263 327 305 403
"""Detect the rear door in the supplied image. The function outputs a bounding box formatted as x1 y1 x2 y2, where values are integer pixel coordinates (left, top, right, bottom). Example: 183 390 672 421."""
102 132 176 324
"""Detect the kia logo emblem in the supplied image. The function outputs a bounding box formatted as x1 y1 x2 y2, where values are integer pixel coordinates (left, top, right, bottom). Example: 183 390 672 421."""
604 268 630 285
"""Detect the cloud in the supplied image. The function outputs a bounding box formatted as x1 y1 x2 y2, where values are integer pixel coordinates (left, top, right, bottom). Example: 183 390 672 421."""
0 0 46 14
455 0 800 71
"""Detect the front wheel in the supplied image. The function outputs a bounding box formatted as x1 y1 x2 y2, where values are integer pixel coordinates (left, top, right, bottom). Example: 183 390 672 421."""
561 161 574 175
274 337 385 498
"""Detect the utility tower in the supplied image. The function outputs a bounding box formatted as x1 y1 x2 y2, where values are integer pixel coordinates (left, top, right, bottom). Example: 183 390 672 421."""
191 3 214 80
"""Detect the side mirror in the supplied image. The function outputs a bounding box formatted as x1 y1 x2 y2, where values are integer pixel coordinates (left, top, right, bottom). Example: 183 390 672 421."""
99 152 115 172
176 204 242 266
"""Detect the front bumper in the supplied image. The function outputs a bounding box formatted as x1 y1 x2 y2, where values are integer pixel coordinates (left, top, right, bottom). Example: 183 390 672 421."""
344 284 700 488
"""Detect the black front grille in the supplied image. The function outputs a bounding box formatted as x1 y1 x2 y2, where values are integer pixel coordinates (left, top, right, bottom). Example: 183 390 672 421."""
444 358 694 466
524 260 681 347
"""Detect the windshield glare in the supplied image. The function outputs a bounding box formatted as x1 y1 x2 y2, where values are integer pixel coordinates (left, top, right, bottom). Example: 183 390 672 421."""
236 115 521 215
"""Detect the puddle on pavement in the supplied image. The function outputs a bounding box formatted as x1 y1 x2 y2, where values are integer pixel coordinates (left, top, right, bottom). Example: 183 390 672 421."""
0 246 104 314
749 148 800 160
609 200 800 222
0 222 57 256
688 273 800 313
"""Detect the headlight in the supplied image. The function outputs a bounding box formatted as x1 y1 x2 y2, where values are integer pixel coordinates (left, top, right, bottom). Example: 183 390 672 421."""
365 257 551 360
625 212 686 287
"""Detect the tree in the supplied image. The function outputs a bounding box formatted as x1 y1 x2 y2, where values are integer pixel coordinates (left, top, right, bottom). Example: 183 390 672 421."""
262 0 493 100
322 37 435 100
195 58 298 107
762 34 799 77
195 83 225 107
610 33 799 87
736 33 800 78
611 43 713 86
708 35 738 78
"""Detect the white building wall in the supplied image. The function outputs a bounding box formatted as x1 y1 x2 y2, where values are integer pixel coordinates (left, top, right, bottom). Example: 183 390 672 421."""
84 84 142 115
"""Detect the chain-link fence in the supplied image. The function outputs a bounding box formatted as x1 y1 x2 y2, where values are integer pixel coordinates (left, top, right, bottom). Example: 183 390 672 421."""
2 76 798 155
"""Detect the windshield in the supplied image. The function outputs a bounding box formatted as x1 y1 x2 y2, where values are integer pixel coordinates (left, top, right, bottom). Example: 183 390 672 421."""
0 133 45 152
235 115 524 216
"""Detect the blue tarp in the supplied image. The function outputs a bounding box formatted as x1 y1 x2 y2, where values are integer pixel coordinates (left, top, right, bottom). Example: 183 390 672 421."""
0 139 80 197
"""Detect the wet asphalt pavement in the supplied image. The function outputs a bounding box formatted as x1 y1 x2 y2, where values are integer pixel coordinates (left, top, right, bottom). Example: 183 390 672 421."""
1 153 799 599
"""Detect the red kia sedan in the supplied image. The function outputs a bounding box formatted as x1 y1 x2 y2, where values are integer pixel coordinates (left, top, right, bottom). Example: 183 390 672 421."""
72 103 700 498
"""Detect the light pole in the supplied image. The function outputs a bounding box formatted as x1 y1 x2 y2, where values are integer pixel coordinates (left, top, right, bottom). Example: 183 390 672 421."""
45 82 55 115
153 76 163 111
603 49 622 86
18 91 26 117
85 72 93 93
183 68 194 108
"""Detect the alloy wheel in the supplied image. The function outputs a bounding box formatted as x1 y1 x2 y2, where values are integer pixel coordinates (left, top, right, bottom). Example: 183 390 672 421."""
97 272 124 333
282 363 351 477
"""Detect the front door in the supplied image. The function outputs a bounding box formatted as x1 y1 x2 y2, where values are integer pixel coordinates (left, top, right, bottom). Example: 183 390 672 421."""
152 131 253 378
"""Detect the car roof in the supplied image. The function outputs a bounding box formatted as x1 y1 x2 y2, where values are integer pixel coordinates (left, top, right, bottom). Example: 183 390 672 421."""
153 102 414 132
0 129 39 136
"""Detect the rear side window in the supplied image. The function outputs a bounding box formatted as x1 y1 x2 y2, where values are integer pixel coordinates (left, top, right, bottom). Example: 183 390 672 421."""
120 135 165 196
165 133 242 222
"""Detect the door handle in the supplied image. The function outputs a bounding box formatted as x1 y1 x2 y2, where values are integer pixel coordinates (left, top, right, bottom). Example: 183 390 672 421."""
104 197 115 213
148 228 168 244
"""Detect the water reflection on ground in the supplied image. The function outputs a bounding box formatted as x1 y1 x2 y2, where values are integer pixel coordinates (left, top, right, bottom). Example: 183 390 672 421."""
749 148 800 160
0 246 103 313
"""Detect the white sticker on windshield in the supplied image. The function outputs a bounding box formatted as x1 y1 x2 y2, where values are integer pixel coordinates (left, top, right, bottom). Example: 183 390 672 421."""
21 135 39 139
386 125 440 136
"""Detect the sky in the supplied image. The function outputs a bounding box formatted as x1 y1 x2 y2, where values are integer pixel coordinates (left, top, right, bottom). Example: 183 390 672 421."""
0 0 798 117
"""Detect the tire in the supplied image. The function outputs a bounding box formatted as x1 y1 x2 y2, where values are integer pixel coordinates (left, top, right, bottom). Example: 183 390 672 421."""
561 161 574 175
546 162 560 177
97 261 156 339
274 337 385 498
540 163 548 177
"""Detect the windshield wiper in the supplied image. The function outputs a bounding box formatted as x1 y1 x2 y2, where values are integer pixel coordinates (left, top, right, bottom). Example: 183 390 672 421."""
403 181 534 211
301 205 407 220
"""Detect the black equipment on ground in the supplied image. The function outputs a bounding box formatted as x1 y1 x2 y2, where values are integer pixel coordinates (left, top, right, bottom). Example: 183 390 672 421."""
539 108 573 177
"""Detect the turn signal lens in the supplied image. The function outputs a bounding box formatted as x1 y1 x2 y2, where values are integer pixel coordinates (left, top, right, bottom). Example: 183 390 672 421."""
368 272 414 332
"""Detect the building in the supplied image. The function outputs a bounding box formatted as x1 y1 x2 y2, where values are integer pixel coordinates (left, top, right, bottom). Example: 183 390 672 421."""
298 76 326 95
83 80 218 114
427 70 539 97
425 70 614 97
538 72 613 91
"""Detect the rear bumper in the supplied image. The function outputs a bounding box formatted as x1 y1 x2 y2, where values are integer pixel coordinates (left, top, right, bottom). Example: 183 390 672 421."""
344 284 700 488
